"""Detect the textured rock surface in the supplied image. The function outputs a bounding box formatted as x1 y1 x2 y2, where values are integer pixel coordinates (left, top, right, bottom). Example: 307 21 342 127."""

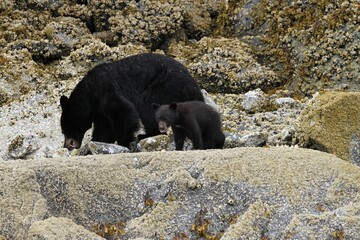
168 37 280 93
227 0 360 94
297 91 360 163
1 148 359 239
1 1 360 239
28 217 104 240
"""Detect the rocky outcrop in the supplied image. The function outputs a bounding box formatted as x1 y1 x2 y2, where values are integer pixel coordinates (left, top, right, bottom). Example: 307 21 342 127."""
226 0 360 94
1 1 360 239
1 0 358 159
167 37 280 93
1 148 360 239
297 91 360 164
28 217 104 240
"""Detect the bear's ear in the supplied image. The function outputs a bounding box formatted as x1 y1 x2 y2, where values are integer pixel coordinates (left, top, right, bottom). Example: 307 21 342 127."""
60 96 69 109
152 103 160 110
169 103 177 110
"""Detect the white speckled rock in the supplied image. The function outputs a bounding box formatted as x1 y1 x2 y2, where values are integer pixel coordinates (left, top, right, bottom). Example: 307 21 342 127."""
242 88 267 113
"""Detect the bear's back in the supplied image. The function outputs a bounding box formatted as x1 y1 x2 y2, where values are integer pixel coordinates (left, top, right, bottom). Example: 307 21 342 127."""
178 101 220 121
77 53 200 99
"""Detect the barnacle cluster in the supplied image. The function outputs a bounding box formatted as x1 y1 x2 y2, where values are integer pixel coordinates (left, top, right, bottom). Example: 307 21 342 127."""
109 0 183 47
244 0 360 94
187 37 280 93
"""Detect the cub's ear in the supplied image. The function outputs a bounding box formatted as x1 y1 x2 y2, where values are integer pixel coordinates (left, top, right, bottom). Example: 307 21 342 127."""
169 103 177 110
60 96 69 109
152 103 160 110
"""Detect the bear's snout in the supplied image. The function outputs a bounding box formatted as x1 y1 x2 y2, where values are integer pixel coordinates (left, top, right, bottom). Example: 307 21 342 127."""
64 137 81 150
158 121 168 133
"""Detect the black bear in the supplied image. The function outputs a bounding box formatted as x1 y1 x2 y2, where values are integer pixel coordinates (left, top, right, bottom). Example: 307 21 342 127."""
60 53 204 150
152 101 225 150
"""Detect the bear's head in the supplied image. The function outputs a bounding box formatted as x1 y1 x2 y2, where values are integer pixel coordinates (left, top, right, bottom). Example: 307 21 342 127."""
152 103 178 133
60 95 92 150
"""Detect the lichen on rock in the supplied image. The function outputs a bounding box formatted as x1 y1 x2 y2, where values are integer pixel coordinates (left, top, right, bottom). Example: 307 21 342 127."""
170 37 280 93
297 91 360 163
229 0 360 95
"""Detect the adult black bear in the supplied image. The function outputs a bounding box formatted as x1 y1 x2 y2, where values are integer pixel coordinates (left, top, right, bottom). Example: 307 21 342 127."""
60 53 204 150
152 101 225 150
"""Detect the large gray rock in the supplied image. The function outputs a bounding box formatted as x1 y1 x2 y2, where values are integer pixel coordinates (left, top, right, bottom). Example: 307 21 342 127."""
1 147 359 239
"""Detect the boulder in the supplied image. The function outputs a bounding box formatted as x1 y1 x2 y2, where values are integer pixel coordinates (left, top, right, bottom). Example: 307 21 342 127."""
297 91 360 164
1 147 359 239
28 217 104 240
242 88 267 113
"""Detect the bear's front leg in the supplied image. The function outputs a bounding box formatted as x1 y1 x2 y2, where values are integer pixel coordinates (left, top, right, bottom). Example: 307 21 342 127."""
100 93 140 148
173 127 186 150
92 113 116 143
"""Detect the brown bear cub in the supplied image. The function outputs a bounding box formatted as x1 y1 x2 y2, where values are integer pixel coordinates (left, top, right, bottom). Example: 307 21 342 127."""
152 101 225 150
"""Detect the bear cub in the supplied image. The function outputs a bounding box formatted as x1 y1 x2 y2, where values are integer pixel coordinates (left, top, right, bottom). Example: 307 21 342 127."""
152 101 225 150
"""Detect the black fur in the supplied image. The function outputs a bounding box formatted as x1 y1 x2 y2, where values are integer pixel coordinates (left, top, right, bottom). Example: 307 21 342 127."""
60 53 204 150
152 101 225 150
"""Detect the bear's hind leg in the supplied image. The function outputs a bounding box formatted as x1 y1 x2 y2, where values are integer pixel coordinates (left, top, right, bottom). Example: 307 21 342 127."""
215 133 225 149
204 131 225 149
185 121 203 150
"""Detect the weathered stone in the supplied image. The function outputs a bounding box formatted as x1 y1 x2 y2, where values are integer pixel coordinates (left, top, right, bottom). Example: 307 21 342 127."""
87 141 130 155
239 132 267 147
0 2 359 239
201 89 220 113
349 135 360 166
242 88 267 113
137 135 171 152
0 148 359 239
273 97 297 108
267 126 296 146
170 37 280 94
297 92 360 161
7 134 39 159
28 217 104 240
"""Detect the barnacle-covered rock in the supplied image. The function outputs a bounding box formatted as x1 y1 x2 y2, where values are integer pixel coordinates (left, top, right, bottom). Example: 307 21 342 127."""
0 48 52 99
229 0 360 95
170 37 280 93
137 135 171 152
12 0 66 10
2 148 360 239
109 0 183 48
0 10 51 44
54 40 147 81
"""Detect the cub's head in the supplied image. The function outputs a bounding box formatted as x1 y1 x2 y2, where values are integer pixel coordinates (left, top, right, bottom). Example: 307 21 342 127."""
60 96 91 150
152 103 178 133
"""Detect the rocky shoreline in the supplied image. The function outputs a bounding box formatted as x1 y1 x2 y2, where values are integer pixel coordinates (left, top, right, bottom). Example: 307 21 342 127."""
0 0 359 239
2 147 360 239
